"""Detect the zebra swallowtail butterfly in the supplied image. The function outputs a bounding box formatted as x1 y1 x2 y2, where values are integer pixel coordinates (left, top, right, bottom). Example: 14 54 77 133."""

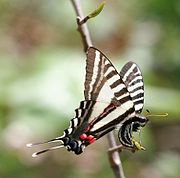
27 47 148 157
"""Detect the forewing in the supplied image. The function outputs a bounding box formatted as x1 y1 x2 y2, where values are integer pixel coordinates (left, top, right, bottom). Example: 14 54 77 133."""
85 47 134 108
84 47 113 103
120 62 144 113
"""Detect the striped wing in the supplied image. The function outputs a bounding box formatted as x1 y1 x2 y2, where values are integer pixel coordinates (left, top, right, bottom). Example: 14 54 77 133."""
120 62 144 113
65 47 136 138
79 47 135 138
27 48 146 156
84 47 114 103
85 47 133 106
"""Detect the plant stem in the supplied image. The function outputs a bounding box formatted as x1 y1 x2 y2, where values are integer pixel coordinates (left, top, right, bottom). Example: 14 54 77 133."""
107 132 126 178
71 0 92 52
70 0 126 177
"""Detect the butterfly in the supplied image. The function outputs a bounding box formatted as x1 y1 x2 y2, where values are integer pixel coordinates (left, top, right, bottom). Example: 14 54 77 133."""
27 47 149 157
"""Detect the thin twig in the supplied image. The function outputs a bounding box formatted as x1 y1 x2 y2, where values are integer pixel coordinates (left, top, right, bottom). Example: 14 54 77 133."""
108 143 128 153
107 132 126 178
70 1 125 178
71 0 92 52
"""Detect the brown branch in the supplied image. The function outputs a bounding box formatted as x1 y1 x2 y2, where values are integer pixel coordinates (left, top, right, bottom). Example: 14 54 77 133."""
71 0 92 52
108 144 131 153
107 132 126 178
70 1 125 178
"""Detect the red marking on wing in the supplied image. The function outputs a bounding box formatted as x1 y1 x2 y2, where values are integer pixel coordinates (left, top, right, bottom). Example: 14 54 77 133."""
79 134 95 144
88 103 117 127
79 103 117 145
79 133 87 140
87 136 95 144
99 103 116 118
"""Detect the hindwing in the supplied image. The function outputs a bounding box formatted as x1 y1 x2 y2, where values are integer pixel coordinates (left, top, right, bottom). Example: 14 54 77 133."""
120 61 144 113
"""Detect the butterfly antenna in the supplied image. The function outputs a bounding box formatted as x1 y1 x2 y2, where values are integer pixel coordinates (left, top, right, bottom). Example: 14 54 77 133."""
32 145 64 157
145 109 168 118
26 137 63 148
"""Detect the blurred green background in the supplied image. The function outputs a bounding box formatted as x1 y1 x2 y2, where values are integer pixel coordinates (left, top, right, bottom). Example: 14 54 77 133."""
0 0 180 178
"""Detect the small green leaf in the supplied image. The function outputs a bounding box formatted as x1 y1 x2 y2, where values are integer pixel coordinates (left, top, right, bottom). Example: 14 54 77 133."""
88 1 105 19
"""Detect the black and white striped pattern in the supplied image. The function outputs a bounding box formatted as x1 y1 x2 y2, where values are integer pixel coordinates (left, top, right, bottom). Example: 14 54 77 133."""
82 48 136 135
85 48 134 107
63 100 94 136
120 62 144 113
75 47 147 148
64 47 146 144
28 47 148 156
